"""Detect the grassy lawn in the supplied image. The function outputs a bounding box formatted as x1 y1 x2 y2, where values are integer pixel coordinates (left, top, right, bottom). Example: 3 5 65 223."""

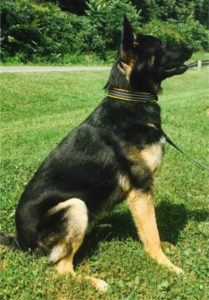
0 51 208 67
0 68 209 299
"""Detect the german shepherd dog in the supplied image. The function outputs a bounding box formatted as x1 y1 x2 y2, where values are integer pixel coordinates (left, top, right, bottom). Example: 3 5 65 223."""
1 17 193 291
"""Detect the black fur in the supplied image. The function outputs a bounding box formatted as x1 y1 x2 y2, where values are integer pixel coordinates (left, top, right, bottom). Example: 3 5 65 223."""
0 233 19 249
2 17 193 254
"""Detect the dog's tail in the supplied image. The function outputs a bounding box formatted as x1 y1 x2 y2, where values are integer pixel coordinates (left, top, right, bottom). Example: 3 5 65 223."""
0 232 19 249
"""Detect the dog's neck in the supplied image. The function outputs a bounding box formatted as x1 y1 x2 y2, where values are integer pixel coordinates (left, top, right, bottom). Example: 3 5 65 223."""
105 59 161 95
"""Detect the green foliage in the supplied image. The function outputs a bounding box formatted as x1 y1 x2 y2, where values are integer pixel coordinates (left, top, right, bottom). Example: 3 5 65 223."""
1 0 208 64
132 0 208 28
1 0 83 62
142 18 209 51
1 0 140 63
76 0 141 56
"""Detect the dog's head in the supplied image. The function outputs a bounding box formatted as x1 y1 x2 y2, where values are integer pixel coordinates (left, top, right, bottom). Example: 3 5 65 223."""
106 17 193 94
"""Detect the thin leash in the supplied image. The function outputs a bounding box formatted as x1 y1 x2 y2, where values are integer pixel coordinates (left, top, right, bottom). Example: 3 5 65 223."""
108 87 209 171
162 132 209 171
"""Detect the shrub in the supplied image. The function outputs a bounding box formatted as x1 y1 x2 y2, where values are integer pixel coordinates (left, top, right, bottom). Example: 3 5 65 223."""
131 0 208 29
74 0 141 57
142 18 209 51
1 0 83 62
1 0 208 64
1 0 141 63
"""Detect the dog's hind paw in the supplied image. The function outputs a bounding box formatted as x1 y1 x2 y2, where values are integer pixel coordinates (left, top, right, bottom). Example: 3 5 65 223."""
86 276 108 292
95 279 108 292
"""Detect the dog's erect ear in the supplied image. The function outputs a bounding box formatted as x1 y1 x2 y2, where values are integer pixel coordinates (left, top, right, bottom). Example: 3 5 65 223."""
122 16 135 50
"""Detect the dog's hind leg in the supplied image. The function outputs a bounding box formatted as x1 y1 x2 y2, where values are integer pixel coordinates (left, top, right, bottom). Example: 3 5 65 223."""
48 198 108 292
128 190 184 274
48 198 87 275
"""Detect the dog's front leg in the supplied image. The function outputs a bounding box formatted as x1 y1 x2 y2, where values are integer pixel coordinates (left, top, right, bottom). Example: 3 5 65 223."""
127 189 184 274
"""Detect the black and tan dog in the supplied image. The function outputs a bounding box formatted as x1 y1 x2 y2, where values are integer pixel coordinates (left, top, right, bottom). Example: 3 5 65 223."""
1 17 193 291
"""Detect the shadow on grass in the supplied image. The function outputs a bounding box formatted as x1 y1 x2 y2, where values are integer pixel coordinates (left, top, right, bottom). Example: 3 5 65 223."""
75 201 209 265
4 201 207 267
156 201 188 244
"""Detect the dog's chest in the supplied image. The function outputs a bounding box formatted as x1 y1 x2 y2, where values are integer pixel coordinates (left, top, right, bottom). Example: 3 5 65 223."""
139 141 164 173
108 139 165 201
117 139 165 192
87 140 164 232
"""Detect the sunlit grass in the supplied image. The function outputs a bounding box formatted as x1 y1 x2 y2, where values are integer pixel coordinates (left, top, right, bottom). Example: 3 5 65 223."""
1 69 209 299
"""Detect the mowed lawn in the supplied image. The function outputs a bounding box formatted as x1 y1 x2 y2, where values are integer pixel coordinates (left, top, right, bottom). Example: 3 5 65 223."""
0 69 209 299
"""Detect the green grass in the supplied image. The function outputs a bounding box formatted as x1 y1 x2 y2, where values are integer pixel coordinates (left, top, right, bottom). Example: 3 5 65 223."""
0 51 208 66
1 69 209 299
187 51 209 62
0 52 115 67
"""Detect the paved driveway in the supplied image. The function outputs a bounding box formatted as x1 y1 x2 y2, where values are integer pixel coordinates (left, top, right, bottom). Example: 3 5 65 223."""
0 66 111 73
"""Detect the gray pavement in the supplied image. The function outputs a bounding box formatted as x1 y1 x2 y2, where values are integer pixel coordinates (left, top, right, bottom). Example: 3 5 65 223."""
0 66 111 73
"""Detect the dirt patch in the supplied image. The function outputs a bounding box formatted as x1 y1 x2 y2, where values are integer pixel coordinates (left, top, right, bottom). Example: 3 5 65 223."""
205 108 209 116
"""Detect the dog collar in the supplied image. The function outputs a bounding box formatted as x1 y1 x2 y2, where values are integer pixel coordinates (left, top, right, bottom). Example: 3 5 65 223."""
108 88 158 103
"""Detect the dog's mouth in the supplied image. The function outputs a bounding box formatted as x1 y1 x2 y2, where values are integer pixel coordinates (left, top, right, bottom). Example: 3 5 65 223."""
164 63 188 77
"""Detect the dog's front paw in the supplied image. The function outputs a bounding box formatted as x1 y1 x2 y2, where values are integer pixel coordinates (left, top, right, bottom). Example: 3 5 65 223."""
171 265 184 275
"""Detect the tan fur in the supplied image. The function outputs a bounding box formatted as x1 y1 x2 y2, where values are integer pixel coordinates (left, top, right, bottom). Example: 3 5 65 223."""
140 143 163 173
55 247 76 275
50 198 108 292
149 55 155 67
85 276 108 292
49 198 88 263
55 241 108 292
120 49 138 80
127 189 184 274
147 123 157 128
127 142 164 174
48 198 86 215
118 174 131 193
120 61 133 81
